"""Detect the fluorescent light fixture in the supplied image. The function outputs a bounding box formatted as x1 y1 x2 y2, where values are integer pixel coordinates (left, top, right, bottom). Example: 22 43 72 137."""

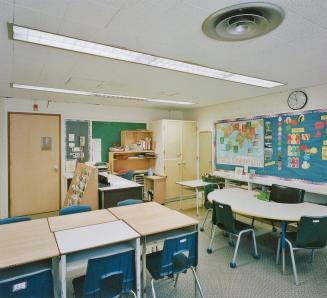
11 83 196 105
10 24 285 88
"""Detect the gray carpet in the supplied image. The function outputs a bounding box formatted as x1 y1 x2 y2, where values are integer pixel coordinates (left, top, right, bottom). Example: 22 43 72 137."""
145 210 327 298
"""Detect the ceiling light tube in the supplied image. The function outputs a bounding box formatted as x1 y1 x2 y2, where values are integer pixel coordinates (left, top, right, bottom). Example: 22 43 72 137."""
11 83 196 105
10 24 285 88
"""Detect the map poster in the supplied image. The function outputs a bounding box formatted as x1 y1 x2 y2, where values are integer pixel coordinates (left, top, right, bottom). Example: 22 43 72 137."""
215 119 264 168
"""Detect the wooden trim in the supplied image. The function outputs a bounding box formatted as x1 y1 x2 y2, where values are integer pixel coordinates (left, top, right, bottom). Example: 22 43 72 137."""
8 112 62 216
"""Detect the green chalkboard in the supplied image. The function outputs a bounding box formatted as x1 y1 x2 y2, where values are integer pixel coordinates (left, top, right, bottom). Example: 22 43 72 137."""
92 121 146 162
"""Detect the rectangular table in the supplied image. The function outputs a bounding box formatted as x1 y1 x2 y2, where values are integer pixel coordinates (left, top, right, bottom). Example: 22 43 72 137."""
176 179 215 215
98 173 143 208
0 218 59 270
109 202 198 297
48 209 117 232
54 220 141 298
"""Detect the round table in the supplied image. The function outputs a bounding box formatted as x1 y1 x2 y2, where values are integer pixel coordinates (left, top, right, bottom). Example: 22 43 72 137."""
208 187 327 274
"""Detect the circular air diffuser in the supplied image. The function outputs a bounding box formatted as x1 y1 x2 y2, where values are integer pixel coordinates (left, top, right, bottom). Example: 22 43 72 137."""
202 2 284 41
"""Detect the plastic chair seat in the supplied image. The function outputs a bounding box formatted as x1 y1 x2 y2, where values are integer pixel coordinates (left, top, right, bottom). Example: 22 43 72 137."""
146 251 162 280
234 220 253 234
72 275 85 298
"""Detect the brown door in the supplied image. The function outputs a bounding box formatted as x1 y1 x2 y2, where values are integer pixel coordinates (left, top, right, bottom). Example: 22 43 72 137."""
9 113 61 216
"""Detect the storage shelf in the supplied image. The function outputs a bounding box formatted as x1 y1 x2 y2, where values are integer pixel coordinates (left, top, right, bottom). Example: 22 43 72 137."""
111 150 155 154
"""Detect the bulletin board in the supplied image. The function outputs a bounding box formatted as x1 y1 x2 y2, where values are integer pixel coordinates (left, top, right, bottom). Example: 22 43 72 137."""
92 121 146 162
65 120 90 162
215 109 327 183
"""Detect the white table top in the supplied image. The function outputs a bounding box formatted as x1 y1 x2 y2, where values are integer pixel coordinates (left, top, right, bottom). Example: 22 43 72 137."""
208 188 327 222
54 220 140 254
98 173 141 191
176 179 214 188
214 170 327 196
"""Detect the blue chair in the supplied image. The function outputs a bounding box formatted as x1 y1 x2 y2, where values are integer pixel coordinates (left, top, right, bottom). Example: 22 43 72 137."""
121 170 134 181
59 205 91 216
0 216 31 225
146 231 204 298
207 201 259 268
0 267 54 297
117 199 143 207
276 216 327 285
72 250 136 298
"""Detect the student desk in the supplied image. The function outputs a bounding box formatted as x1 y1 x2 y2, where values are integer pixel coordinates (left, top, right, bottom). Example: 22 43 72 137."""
54 220 141 298
109 202 198 297
176 179 215 215
0 219 60 296
98 173 143 208
48 209 117 232
208 188 327 275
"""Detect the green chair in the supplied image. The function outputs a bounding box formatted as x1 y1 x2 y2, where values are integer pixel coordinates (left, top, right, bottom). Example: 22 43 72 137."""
200 184 216 232
207 201 260 268
276 216 327 285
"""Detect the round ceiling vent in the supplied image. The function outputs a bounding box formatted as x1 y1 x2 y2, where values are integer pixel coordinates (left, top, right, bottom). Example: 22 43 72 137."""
202 2 284 41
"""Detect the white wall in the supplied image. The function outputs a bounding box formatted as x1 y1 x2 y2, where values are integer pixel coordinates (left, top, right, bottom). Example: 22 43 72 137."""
184 84 327 204
0 97 183 217
184 84 327 131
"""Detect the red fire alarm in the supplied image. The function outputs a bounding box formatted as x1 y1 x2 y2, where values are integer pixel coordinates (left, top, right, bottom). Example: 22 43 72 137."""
33 104 38 111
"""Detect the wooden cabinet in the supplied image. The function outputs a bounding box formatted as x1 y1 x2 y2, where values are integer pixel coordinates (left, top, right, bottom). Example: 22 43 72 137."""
150 120 198 201
108 129 156 175
144 175 166 204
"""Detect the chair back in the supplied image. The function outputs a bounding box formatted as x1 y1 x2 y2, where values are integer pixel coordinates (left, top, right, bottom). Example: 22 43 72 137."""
296 216 327 249
59 205 91 216
82 250 135 298
204 184 215 210
117 199 143 207
0 268 54 298
0 216 31 225
121 170 134 181
159 232 198 277
270 184 305 204
212 201 235 234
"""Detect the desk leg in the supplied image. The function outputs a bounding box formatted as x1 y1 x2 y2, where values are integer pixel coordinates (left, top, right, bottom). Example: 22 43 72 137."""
195 188 199 216
281 222 286 275
59 255 66 298
101 191 105 209
135 238 141 298
142 237 147 298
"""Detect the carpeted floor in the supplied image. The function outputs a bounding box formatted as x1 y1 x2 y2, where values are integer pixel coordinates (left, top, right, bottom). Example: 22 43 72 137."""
153 199 327 298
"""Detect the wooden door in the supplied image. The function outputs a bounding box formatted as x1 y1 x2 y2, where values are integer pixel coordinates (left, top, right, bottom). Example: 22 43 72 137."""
9 113 61 216
163 121 182 199
199 131 213 175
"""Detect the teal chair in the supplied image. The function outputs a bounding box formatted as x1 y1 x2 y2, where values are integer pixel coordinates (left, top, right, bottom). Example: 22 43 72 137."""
276 216 327 285
0 216 31 225
117 199 143 207
121 170 134 181
200 184 216 232
207 201 259 268
59 205 91 216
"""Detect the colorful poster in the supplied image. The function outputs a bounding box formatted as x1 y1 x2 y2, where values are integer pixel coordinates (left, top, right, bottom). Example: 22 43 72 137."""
216 119 264 167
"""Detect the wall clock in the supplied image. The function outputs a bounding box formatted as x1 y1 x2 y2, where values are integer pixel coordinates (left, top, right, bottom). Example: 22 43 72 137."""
287 91 308 110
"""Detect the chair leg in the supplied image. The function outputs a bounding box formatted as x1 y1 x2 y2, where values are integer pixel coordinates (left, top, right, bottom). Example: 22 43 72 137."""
271 221 277 232
151 278 157 298
207 225 216 254
191 267 204 298
276 237 281 265
200 209 211 232
286 240 299 285
130 290 137 298
251 230 260 259
310 249 315 263
174 273 179 288
230 234 242 268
